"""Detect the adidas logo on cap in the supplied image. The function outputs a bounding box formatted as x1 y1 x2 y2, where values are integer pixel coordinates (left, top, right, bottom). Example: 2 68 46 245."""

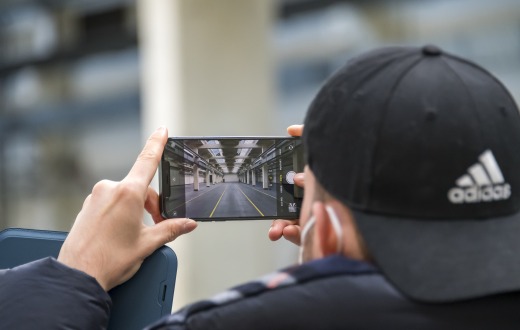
448 150 511 204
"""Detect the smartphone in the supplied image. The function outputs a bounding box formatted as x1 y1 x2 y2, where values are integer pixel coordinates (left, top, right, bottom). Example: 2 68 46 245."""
159 137 304 221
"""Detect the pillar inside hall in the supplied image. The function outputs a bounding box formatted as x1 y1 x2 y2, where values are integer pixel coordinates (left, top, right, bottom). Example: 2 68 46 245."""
206 170 210 187
262 164 268 189
193 147 200 191
246 170 250 184
252 169 256 187
261 147 269 189
138 0 296 312
193 163 199 191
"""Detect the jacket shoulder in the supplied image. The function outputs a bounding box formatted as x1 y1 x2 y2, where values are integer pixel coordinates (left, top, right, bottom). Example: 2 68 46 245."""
147 256 386 330
147 256 520 330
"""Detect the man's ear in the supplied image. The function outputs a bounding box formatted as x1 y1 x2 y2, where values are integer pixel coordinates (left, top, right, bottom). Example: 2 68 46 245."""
313 201 338 256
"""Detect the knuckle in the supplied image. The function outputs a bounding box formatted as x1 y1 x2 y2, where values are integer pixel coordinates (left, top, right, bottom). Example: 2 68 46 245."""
83 194 92 207
115 180 142 200
91 179 143 203
92 179 113 195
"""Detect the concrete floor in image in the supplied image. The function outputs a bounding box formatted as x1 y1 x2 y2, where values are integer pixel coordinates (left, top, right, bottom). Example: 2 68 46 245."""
174 182 278 219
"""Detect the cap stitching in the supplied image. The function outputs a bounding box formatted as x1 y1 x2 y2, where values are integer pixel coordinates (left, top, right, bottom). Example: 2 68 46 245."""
443 52 520 119
440 56 485 151
368 55 425 210
306 49 413 211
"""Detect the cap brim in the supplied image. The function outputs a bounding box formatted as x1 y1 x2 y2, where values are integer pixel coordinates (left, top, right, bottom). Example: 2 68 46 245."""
352 209 520 303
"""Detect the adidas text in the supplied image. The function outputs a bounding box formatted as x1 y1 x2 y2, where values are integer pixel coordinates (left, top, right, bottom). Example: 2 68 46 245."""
448 150 511 204
448 184 511 204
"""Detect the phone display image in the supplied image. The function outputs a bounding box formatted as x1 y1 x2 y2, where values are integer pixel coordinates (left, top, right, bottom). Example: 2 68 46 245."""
160 137 304 220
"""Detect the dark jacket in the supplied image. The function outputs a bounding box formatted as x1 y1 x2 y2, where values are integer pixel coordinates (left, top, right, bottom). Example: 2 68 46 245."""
1 255 520 330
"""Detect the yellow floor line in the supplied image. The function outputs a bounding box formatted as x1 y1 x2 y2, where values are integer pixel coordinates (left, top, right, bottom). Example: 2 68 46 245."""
246 185 277 199
209 185 228 217
173 184 221 211
238 187 265 216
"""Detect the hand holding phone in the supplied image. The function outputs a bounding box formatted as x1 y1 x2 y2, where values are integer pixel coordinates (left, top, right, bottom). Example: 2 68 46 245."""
269 125 304 245
159 136 304 221
59 127 196 291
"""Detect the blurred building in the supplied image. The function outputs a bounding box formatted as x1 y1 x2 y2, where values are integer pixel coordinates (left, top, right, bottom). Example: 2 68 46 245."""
274 0 520 131
0 0 140 229
1 0 519 311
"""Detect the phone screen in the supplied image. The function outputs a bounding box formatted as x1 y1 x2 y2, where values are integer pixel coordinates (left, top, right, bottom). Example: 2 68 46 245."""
159 137 304 220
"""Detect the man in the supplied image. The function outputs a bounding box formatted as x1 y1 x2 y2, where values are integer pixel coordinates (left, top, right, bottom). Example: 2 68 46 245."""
2 45 520 329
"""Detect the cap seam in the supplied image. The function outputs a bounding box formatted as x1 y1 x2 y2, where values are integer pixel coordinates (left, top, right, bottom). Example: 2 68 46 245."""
368 54 426 209
444 52 520 118
306 48 413 209
440 56 485 152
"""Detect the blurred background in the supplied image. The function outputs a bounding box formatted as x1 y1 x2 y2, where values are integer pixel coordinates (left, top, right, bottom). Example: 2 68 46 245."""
1 0 520 311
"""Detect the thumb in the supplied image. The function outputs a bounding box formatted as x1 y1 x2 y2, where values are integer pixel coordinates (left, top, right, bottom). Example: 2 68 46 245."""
293 173 305 187
287 124 303 137
145 218 198 252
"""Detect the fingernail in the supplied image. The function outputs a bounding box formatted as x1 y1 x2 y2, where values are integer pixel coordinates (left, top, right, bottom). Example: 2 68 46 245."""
288 124 303 131
294 173 304 180
156 126 167 133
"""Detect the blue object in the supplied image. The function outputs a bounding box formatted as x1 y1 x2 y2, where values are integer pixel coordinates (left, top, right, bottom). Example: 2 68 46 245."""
0 228 177 330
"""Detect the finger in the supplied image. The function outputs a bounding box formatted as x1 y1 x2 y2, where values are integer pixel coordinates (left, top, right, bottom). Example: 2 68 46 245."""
269 219 297 241
82 194 92 208
287 125 303 137
283 225 301 245
126 127 168 189
294 172 304 187
143 218 197 253
144 187 163 224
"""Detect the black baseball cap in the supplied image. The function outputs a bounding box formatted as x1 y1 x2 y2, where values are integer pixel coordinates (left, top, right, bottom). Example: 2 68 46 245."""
303 45 520 302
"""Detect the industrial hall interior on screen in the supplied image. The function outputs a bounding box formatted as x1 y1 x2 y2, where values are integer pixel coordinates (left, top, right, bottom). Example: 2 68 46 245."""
162 138 304 219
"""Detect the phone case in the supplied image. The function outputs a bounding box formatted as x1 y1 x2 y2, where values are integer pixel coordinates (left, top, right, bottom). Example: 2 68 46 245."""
0 228 177 330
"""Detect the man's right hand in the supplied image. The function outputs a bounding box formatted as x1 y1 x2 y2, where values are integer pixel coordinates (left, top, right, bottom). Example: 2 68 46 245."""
268 124 304 246
58 127 197 291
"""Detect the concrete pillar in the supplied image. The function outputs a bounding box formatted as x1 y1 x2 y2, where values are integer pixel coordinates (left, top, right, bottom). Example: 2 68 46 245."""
206 170 210 187
193 163 199 191
246 170 250 184
252 169 256 187
262 164 268 189
138 0 294 312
